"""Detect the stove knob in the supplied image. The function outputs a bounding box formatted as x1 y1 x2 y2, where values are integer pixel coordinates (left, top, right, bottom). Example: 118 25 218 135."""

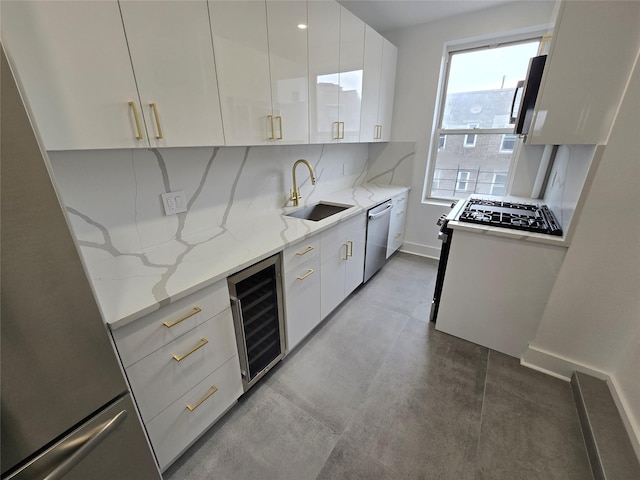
450 201 458 208
436 214 447 226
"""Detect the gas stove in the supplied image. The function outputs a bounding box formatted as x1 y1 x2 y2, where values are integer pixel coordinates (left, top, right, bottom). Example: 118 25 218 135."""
458 198 562 236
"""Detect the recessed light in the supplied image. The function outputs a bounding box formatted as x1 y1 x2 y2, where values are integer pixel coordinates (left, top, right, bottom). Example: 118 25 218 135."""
297 24 307 30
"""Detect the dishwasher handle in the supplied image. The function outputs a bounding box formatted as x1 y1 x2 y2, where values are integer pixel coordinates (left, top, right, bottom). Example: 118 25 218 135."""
368 203 392 219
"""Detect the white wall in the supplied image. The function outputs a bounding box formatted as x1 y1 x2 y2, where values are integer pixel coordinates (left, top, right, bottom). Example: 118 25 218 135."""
527 52 640 455
384 1 556 257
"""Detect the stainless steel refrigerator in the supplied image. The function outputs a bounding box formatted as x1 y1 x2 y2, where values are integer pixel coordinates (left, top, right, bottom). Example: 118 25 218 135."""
1 46 162 480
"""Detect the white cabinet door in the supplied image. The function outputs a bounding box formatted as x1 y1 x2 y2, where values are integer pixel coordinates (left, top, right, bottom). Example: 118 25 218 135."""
308 3 364 144
360 26 397 143
387 192 408 258
320 214 366 318
337 7 365 143
308 0 341 144
284 255 321 351
119 1 225 148
1 1 144 150
528 0 640 145
360 26 384 143
265 0 309 144
378 38 397 142
209 0 273 146
343 214 366 296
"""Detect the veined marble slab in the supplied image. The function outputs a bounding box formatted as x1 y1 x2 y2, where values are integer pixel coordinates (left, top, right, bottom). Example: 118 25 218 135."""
48 143 414 329
93 184 407 329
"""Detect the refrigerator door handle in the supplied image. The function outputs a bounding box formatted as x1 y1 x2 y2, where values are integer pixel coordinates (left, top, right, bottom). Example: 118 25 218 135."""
43 410 128 480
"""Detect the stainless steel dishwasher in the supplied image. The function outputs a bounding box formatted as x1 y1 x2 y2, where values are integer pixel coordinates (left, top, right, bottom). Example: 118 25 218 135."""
364 200 393 282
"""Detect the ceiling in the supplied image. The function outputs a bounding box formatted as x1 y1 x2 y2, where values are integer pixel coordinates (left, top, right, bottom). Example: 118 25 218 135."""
337 0 515 33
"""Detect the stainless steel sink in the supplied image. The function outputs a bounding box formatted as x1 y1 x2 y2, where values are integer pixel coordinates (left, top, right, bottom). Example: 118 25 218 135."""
285 202 352 222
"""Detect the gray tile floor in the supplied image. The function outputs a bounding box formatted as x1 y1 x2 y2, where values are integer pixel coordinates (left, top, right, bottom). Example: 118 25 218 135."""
164 253 593 480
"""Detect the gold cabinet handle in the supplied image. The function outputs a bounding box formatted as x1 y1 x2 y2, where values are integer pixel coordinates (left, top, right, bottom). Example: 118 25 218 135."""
395 233 402 238
333 121 340 140
186 385 218 412
397 210 405 216
295 246 314 256
342 243 349 260
128 101 143 140
268 115 275 140
347 240 353 258
296 268 315 281
149 103 163 139
172 337 208 362
378 124 383 139
163 307 202 328
340 122 345 139
276 115 283 140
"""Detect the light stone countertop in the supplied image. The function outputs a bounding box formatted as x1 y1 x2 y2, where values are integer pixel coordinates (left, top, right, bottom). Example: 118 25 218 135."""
100 183 409 330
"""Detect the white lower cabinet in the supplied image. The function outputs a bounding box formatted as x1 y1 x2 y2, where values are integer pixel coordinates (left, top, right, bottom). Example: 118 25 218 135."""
125 309 238 423
284 254 321 351
146 357 243 471
387 191 408 258
320 214 366 319
111 280 243 472
283 235 322 350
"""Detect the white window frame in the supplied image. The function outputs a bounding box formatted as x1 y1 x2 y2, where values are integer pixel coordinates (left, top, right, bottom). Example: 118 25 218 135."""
500 134 517 153
423 30 545 202
464 124 479 147
490 173 508 195
456 171 471 191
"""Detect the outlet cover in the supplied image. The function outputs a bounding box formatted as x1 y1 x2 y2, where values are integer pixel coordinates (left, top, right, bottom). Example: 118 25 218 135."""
161 191 187 215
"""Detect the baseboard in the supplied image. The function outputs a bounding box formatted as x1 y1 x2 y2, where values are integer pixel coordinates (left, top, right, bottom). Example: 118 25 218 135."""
522 344 640 462
608 374 640 461
399 241 440 260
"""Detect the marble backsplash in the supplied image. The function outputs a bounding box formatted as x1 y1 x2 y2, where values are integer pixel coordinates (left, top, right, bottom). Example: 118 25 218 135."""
49 142 415 268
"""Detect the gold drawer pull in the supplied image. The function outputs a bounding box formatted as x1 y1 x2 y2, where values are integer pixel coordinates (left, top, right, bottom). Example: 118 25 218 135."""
128 101 143 140
296 246 314 256
395 233 402 238
149 102 164 139
268 115 275 140
163 307 202 328
172 337 208 362
296 269 315 281
347 240 353 258
186 385 218 412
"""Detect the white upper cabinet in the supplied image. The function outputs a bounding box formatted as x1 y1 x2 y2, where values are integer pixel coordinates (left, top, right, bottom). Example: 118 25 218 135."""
360 26 397 142
1 1 144 150
308 3 365 143
528 0 640 145
265 0 309 145
119 1 225 148
378 39 398 142
209 0 309 146
209 1 273 146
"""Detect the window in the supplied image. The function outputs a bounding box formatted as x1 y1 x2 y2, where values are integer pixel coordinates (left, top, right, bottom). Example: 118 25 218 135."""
490 173 508 195
425 38 540 200
456 171 471 191
500 134 517 152
464 124 478 147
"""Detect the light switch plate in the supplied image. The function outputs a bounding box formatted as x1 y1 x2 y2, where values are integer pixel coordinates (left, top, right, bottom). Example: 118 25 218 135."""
161 191 187 215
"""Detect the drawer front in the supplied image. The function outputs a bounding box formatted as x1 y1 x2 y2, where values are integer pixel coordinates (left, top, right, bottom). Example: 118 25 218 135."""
112 280 230 367
126 308 237 423
283 234 320 271
284 255 321 351
146 356 243 471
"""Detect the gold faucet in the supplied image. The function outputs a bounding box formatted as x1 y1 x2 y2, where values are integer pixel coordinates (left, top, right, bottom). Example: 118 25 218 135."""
290 159 316 207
